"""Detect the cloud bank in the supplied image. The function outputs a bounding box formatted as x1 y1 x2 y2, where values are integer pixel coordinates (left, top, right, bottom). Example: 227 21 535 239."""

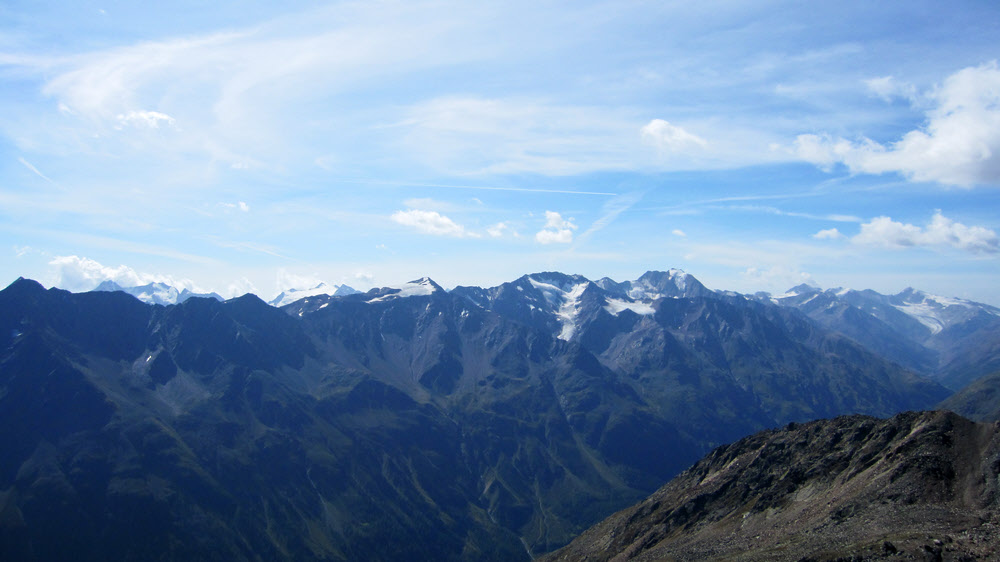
796 62 1000 187
48 255 199 292
852 212 998 254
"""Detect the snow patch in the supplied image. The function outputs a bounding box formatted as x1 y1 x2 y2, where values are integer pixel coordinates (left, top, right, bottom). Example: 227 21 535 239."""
669 269 688 291
893 302 945 334
527 278 566 305
890 290 990 335
604 298 655 316
270 283 357 307
627 269 690 300
556 283 588 340
525 277 591 340
366 278 439 303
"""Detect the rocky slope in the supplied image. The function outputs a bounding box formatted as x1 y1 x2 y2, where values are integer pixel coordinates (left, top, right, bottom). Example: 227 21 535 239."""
545 410 1000 561
939 371 1000 422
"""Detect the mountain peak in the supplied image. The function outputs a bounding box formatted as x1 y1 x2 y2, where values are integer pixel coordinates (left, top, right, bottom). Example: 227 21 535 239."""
364 277 443 303
630 269 710 299
6 277 46 293
408 276 442 290
785 283 820 296
268 282 359 307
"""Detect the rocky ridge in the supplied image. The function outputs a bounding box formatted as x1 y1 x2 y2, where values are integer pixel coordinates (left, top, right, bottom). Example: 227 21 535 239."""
545 410 1000 561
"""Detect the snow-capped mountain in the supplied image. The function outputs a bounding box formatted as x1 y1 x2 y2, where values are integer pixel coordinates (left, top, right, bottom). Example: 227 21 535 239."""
769 284 999 337
604 269 713 301
453 269 708 341
94 280 224 305
762 283 1000 390
268 282 359 307
281 277 445 317
364 277 442 303
78 269 1000 392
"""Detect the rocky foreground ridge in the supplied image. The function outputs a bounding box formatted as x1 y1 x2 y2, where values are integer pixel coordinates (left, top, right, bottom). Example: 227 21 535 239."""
545 410 1000 561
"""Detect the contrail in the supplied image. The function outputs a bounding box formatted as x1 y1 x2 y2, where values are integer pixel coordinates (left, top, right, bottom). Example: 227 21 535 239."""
332 177 617 196
18 157 56 184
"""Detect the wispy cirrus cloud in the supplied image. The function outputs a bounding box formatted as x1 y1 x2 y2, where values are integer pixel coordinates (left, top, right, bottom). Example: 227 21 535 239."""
576 191 645 244
864 75 918 103
397 96 641 176
722 204 861 223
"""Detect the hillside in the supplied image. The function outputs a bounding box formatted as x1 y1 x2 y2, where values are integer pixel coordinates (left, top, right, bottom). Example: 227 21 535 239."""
545 410 1000 561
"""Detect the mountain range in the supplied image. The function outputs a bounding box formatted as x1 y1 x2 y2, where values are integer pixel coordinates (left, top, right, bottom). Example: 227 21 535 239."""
101 271 1000 392
94 280 225 306
758 284 1000 390
0 269 993 559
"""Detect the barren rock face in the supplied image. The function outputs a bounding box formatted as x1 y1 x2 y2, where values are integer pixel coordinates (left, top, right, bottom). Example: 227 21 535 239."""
545 410 1000 562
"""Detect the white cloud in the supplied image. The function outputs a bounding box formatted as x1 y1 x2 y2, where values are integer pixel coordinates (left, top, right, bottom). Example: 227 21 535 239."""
543 210 576 230
813 228 844 240
27 5 489 168
792 133 850 172
535 229 574 244
641 119 707 151
864 75 917 103
275 269 323 292
225 277 258 299
535 210 577 244
14 245 35 258
741 266 817 292
115 110 176 129
390 209 478 238
220 201 250 212
487 222 508 238
852 212 999 253
672 229 686 237
48 255 198 292
796 62 1000 187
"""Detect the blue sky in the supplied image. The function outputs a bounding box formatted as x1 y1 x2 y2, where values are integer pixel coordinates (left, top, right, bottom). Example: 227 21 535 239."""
2 0 1000 304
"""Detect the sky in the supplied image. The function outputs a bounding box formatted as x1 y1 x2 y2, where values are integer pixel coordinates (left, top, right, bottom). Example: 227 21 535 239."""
2 0 1000 304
